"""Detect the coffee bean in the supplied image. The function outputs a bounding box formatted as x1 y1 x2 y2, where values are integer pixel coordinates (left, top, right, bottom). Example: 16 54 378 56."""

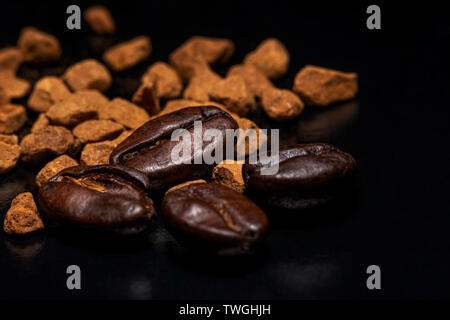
243 143 356 209
38 165 156 235
162 182 269 255
110 106 239 191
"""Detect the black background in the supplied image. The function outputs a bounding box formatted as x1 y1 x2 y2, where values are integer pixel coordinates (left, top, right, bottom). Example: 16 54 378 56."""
0 1 449 300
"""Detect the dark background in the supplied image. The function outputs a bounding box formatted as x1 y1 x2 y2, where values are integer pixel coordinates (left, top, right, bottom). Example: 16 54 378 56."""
0 1 449 300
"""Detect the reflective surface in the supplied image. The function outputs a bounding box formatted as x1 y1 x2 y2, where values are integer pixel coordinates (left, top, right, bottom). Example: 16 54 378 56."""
0 2 449 299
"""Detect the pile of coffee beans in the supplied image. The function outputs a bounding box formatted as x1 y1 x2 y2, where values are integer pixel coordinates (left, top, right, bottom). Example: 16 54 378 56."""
1 6 357 255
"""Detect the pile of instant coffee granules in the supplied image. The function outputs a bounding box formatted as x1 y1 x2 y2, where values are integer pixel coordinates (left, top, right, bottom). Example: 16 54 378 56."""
1 6 358 255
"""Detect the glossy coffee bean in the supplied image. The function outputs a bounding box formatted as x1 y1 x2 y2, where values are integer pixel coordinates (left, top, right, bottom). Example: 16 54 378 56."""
110 106 239 191
38 165 156 235
243 143 356 209
162 182 269 255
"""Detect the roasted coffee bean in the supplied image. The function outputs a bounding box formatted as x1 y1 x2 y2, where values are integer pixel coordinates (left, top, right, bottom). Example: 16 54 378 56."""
110 106 239 191
38 165 156 235
162 182 269 255
243 143 356 209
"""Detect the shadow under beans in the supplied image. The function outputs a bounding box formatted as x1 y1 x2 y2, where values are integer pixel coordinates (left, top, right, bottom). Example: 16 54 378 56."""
18 61 68 83
0 164 37 212
150 223 268 279
87 34 119 58
2 233 48 278
3 232 46 260
295 100 359 143
259 189 360 231
44 222 157 253
255 100 359 145
162 237 270 278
